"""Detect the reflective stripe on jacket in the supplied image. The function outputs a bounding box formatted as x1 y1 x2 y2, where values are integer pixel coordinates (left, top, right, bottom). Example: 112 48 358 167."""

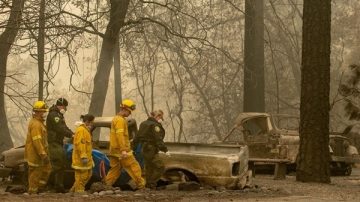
72 124 94 170
108 115 130 157
24 117 49 167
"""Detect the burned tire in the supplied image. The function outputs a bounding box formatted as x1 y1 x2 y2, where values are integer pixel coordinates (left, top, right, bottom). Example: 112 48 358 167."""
163 170 198 183
330 162 352 176
163 170 200 191
343 164 352 176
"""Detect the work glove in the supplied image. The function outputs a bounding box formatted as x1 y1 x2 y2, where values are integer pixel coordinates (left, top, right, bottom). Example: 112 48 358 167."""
81 158 89 165
120 150 128 159
159 151 171 157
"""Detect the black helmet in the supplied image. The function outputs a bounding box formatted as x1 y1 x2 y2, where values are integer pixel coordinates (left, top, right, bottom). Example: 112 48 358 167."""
56 97 68 107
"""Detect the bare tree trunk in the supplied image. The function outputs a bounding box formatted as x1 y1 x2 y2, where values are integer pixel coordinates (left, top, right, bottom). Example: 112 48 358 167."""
114 36 122 113
89 0 130 117
243 0 265 112
0 0 25 153
38 0 45 100
296 0 331 183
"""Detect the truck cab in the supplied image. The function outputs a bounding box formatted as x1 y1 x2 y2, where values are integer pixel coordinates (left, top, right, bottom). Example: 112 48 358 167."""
223 112 360 176
224 113 297 163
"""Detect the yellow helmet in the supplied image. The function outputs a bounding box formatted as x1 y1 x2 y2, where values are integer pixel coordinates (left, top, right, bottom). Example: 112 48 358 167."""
120 99 136 111
33 101 49 112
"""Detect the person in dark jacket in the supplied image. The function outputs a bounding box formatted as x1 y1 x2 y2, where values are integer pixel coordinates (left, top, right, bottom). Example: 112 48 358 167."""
133 110 169 190
46 97 74 192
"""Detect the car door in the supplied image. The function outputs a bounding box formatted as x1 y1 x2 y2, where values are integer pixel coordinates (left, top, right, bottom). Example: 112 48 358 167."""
242 117 273 159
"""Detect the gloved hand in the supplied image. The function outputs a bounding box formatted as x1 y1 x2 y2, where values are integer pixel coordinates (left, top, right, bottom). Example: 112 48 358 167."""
159 151 171 157
120 150 128 159
81 158 89 165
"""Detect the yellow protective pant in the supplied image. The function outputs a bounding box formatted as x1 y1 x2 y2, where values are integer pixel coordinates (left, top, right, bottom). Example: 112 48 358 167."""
28 163 52 194
104 156 145 189
70 169 92 193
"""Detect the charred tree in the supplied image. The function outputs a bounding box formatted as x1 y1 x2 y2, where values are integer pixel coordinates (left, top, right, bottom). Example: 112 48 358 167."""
114 36 122 113
89 0 130 117
243 0 265 112
0 0 25 153
37 0 45 100
296 0 331 183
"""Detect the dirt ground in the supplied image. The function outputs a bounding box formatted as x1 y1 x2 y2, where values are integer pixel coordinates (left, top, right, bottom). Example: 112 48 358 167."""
1 169 360 202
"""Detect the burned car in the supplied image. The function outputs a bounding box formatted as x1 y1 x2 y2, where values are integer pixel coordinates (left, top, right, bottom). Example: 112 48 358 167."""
93 117 252 189
1 117 252 190
223 113 360 177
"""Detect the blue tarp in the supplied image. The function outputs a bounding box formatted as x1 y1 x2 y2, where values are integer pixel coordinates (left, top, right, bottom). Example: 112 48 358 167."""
64 143 144 185
64 144 109 179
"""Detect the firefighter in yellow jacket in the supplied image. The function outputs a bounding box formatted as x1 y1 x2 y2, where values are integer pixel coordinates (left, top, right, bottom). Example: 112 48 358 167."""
104 99 145 189
70 114 95 193
24 101 52 194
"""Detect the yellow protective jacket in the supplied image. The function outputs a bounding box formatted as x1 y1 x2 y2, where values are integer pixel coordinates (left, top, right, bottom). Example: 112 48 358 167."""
108 115 131 157
24 117 49 167
72 124 94 170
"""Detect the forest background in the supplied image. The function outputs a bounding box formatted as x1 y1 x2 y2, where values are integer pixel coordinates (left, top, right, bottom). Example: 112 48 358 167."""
0 0 359 149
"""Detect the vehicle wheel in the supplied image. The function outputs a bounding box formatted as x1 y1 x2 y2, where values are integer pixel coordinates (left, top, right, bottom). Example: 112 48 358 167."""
165 170 200 191
343 164 352 176
163 170 198 184
331 162 353 176
286 163 297 173
164 170 189 183
238 170 253 189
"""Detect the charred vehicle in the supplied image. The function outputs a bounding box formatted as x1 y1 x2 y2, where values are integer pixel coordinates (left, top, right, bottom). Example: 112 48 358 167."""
223 113 360 176
93 117 252 189
1 117 251 190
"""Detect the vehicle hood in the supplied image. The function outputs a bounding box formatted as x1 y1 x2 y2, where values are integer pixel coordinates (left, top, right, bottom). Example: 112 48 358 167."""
1 145 24 156
1 146 26 168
